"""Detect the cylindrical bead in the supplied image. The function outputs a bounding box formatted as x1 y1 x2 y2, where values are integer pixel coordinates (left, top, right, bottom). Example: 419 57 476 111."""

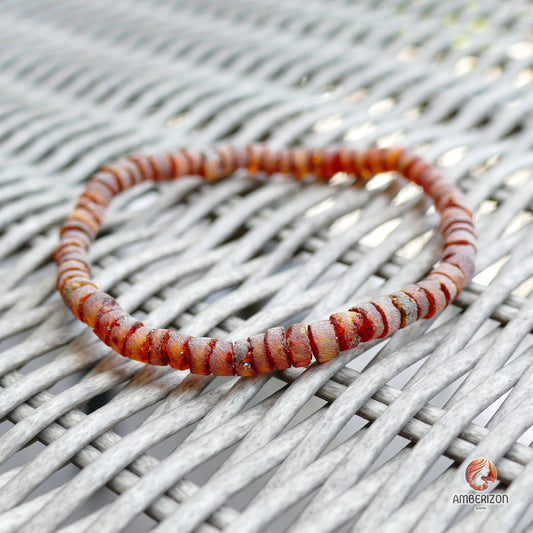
147 328 170 366
167 151 190 178
432 262 468 292
233 339 256 376
427 272 458 303
416 279 447 318
57 270 91 294
94 309 127 346
80 292 119 328
166 332 191 370
84 180 114 206
249 333 275 373
329 311 362 351
444 253 475 282
349 303 385 342
148 153 174 182
285 324 312 367
122 326 152 363
92 170 122 195
308 320 340 363
127 154 156 182
370 296 402 338
401 284 430 320
265 327 291 370
439 206 474 234
189 337 216 375
444 229 477 250
66 283 99 320
109 316 143 355
389 291 418 328
210 340 235 376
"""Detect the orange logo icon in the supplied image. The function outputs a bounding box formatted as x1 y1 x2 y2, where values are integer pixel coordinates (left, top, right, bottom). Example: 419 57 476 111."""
465 458 497 491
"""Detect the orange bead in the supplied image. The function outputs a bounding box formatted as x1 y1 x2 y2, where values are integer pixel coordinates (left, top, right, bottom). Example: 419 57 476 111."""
94 309 127 347
401 284 430 320
109 317 143 355
285 324 312 367
308 320 340 363
349 303 385 341
66 283 99 320
122 326 152 363
265 327 291 370
189 337 216 375
250 333 275 373
416 280 447 318
370 296 402 338
209 340 235 376
329 311 362 351
80 293 119 328
147 329 170 366
233 339 256 376
166 332 191 370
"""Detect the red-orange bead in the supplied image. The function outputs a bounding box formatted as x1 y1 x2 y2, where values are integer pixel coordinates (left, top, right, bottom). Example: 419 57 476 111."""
329 311 362 351
94 309 127 347
109 317 143 355
80 292 119 328
370 296 402 338
338 147 357 176
417 279 447 318
122 326 152 363
66 283 99 320
285 324 313 367
167 332 191 370
322 147 342 177
427 272 458 303
189 337 216 375
308 320 340 363
265 327 291 370
250 333 275 373
382 148 404 172
209 340 235 376
233 339 256 376
168 151 190 178
364 148 387 175
147 328 170 366
349 303 385 342
401 284 430 320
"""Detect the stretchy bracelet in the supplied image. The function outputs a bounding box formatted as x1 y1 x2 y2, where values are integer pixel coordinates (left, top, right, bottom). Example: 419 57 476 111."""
55 144 476 376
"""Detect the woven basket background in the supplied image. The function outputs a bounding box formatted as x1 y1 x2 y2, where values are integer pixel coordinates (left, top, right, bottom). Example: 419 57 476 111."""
1 0 533 532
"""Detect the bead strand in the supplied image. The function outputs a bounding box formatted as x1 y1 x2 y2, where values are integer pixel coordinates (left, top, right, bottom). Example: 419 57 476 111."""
55 144 476 376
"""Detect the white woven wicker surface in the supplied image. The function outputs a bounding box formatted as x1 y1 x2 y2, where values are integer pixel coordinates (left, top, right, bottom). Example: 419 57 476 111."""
0 0 533 531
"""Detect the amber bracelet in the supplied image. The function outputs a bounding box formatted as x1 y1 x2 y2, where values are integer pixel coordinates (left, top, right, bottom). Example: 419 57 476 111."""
55 144 476 376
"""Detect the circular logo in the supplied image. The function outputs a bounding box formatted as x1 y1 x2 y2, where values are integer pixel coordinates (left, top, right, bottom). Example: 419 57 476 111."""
465 458 497 491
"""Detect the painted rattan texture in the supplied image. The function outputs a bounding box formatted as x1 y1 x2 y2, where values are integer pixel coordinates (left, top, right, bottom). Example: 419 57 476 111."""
0 0 533 531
